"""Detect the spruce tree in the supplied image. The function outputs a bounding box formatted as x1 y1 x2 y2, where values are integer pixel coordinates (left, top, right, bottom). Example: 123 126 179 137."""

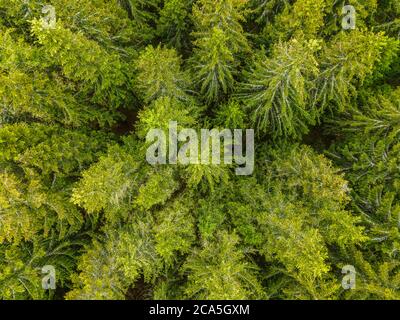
0 0 399 301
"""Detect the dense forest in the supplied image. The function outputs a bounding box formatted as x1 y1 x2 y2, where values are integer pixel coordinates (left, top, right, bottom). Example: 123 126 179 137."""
0 0 400 300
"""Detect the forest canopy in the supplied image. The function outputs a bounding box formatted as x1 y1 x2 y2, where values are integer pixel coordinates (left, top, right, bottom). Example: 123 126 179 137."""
0 0 400 300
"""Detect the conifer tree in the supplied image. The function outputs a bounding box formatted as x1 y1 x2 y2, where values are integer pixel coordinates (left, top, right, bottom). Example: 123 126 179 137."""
157 0 193 51
135 45 191 103
240 38 320 139
190 0 250 104
1 0 400 301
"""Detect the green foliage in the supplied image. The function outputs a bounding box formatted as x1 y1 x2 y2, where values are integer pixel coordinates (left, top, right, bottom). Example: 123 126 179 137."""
191 27 236 104
31 19 132 111
0 123 110 243
183 231 264 299
190 0 250 104
119 0 159 36
329 86 400 258
241 38 320 138
135 45 191 103
1 0 400 301
153 195 196 265
214 99 247 129
314 31 397 112
343 250 400 300
262 145 366 247
71 143 140 223
192 0 250 53
157 0 193 51
66 234 128 300
136 96 198 139
263 0 327 41
0 236 85 300
134 167 179 211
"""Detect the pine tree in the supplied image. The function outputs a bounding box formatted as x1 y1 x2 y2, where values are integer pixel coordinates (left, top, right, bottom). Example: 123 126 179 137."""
183 231 264 299
240 38 320 139
157 0 193 51
135 45 191 103
190 0 250 104
1 0 400 301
